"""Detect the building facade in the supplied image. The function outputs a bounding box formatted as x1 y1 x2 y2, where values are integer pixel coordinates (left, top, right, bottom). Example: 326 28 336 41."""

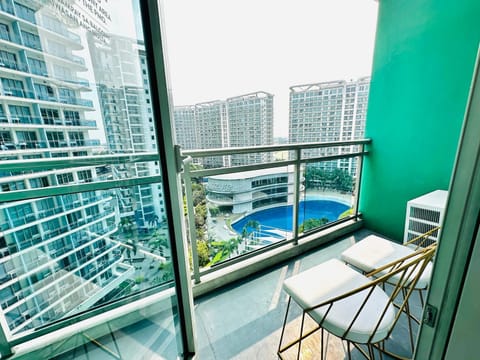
173 105 197 151
194 100 228 168
226 92 274 166
206 167 295 214
173 91 274 168
289 77 370 175
0 2 132 336
88 35 165 230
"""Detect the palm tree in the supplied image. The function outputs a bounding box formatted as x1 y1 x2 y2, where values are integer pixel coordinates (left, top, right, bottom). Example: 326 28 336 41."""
242 220 260 248
122 238 138 263
147 214 160 229
118 217 136 238
118 217 139 263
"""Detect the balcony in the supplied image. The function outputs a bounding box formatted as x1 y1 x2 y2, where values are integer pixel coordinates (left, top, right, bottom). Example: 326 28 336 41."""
61 77 90 88
2 89 34 99
58 96 94 108
10 115 42 125
36 17 82 45
0 59 29 72
0 0 476 357
0 2 15 15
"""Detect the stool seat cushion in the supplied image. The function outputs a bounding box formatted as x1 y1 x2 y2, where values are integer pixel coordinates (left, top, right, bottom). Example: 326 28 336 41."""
341 235 433 289
283 259 395 344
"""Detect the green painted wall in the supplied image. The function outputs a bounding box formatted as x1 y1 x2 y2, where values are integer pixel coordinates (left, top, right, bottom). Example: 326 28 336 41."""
360 0 480 241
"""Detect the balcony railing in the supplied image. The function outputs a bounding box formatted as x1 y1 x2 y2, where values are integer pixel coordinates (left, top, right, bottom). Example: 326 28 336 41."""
0 60 29 72
180 139 370 283
58 97 93 107
37 18 82 44
2 89 35 99
0 2 15 15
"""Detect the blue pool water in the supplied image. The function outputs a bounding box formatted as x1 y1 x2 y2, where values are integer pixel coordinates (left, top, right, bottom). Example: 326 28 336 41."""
231 200 349 235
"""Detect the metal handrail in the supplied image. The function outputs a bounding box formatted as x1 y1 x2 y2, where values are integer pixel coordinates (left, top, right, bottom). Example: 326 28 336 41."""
182 139 371 157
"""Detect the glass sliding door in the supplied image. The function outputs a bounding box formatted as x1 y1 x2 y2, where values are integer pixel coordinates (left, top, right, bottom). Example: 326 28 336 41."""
0 1 192 359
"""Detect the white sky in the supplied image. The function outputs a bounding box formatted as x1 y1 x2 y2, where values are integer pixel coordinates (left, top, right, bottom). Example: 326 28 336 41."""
161 0 379 138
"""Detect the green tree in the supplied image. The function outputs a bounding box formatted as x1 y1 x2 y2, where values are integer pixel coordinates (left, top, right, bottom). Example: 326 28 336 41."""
209 206 220 217
299 217 329 233
148 230 169 255
118 217 139 263
118 217 136 238
192 183 206 207
196 240 210 267
159 261 174 282
241 220 260 247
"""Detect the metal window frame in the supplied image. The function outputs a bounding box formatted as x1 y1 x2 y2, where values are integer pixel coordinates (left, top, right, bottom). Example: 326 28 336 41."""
415 46 480 360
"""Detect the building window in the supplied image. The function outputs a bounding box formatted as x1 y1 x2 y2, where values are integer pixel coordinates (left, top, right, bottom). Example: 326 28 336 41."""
30 177 49 189
0 50 17 70
0 23 10 41
41 108 60 125
1 78 25 97
29 58 48 76
64 110 80 125
34 84 55 101
16 131 38 149
14 2 36 23
21 31 42 50
56 173 74 185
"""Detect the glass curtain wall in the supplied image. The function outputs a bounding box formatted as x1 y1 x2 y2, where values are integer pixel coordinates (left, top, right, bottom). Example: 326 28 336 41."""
0 1 189 358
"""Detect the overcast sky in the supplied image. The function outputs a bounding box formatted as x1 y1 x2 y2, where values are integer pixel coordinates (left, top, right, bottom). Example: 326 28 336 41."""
160 0 378 138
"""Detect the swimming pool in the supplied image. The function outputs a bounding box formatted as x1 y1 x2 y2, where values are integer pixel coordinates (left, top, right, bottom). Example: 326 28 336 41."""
231 199 350 237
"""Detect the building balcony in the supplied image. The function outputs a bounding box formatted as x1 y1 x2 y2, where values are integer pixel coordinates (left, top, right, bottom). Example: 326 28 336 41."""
36 17 82 47
0 2 15 15
0 140 48 151
10 115 42 125
52 228 422 360
0 0 474 357
61 77 90 88
1 88 35 99
58 96 94 108
0 59 29 72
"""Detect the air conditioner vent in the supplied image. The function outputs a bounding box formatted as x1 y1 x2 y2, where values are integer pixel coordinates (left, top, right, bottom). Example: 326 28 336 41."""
404 190 448 246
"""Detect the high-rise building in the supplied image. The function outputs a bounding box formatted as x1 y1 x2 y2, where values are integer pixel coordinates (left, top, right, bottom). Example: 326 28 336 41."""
173 105 197 151
289 77 370 174
226 91 274 166
194 100 228 168
88 35 165 230
0 3 132 335
173 91 274 167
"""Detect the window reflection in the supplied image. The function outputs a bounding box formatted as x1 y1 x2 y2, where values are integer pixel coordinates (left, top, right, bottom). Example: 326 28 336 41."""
0 0 172 339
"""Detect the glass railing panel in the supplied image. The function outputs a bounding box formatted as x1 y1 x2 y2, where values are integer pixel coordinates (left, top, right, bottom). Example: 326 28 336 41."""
191 165 293 269
299 159 356 235
183 141 369 278
0 3 15 15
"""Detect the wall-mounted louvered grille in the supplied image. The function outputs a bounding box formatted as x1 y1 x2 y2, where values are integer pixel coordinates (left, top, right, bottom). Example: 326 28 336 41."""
403 190 448 245
409 207 441 223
